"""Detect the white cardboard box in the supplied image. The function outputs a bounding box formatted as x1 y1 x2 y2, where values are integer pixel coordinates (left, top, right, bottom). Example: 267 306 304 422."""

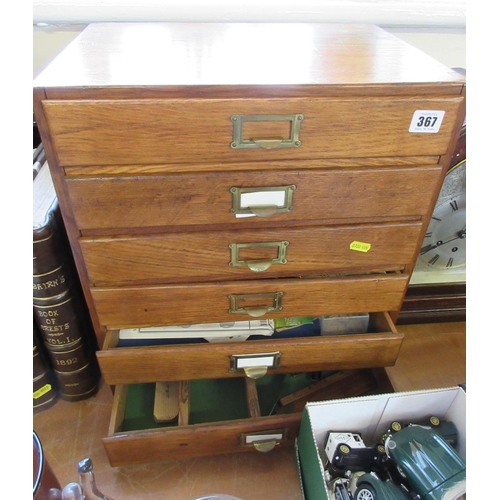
296 386 466 500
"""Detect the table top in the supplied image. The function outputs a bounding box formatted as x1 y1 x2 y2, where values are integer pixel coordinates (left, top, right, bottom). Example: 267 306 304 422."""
34 23 464 91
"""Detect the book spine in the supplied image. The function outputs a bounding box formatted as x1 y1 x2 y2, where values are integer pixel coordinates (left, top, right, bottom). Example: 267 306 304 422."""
33 205 100 402
33 146 46 180
33 321 59 413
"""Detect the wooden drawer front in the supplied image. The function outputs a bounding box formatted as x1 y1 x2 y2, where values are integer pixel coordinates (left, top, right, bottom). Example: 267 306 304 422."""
97 313 402 384
81 222 421 286
43 97 462 166
103 367 392 466
91 274 408 329
104 383 302 466
67 166 441 231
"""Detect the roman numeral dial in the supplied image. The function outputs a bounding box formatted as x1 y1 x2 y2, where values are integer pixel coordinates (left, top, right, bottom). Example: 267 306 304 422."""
418 160 466 271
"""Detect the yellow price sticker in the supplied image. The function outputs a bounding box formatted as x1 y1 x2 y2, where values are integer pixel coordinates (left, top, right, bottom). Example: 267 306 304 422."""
33 384 52 400
350 241 371 253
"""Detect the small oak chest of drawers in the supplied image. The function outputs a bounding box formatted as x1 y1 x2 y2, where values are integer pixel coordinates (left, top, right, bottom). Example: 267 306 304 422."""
34 22 465 466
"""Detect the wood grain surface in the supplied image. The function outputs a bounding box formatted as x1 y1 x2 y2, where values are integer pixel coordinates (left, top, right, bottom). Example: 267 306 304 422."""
91 274 408 330
80 222 421 286
43 97 463 166
67 166 441 231
34 23 464 92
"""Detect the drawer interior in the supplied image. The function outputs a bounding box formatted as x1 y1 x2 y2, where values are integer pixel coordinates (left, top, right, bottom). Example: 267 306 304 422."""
118 377 281 430
112 368 392 433
104 368 393 466
111 311 395 348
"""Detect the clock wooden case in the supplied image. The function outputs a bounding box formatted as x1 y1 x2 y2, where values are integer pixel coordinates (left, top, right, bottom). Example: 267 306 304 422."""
399 122 466 324
33 23 466 465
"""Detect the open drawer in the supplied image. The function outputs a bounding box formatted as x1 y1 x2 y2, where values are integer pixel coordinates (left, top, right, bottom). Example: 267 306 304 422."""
97 312 403 384
103 369 394 466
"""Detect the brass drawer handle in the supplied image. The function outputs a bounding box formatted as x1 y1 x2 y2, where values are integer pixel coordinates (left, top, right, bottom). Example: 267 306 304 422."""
228 292 283 316
229 241 289 272
230 185 296 218
251 139 285 150
239 429 287 452
245 261 273 273
249 206 278 218
230 352 281 378
230 114 303 150
242 307 268 318
253 440 278 452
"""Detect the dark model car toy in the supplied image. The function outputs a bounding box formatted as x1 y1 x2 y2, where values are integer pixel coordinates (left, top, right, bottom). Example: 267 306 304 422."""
383 416 459 449
353 425 466 500
324 432 387 478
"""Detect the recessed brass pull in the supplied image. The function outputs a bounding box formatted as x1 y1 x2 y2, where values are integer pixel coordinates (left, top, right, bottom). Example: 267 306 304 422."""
251 138 284 150
246 260 272 272
230 114 303 150
228 292 283 316
253 440 277 453
249 205 278 217
243 366 269 379
243 307 269 318
229 241 289 272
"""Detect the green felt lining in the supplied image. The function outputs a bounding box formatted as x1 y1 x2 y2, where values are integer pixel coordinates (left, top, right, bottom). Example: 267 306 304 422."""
121 372 334 431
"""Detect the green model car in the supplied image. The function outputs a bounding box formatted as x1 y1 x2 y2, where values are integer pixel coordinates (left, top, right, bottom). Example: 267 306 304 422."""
353 424 466 500
353 472 413 499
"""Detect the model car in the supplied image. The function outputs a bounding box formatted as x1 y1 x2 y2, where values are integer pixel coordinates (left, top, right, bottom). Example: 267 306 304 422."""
353 424 466 500
383 415 459 449
353 472 413 499
324 432 387 477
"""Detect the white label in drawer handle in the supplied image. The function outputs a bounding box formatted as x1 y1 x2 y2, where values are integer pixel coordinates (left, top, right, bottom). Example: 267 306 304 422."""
237 356 275 369
245 433 283 444
236 191 286 218
239 428 287 451
229 352 281 373
230 185 296 218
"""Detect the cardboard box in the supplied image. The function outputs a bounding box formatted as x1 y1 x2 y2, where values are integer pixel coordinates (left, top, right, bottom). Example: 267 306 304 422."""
296 386 466 500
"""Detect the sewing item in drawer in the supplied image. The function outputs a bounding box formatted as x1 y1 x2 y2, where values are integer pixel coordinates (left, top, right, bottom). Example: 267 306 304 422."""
119 320 275 343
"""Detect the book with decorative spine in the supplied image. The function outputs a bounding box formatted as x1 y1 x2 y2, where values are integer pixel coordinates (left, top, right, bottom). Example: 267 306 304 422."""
33 160 100 402
33 319 59 412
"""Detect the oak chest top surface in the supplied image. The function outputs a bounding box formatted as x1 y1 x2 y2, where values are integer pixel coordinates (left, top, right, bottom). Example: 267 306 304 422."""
33 22 464 94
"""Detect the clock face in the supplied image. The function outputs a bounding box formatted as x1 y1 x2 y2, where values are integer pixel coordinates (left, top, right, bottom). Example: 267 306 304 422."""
418 160 466 270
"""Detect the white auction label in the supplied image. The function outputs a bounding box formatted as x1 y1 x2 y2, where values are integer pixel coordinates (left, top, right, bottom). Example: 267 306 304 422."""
409 110 445 133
